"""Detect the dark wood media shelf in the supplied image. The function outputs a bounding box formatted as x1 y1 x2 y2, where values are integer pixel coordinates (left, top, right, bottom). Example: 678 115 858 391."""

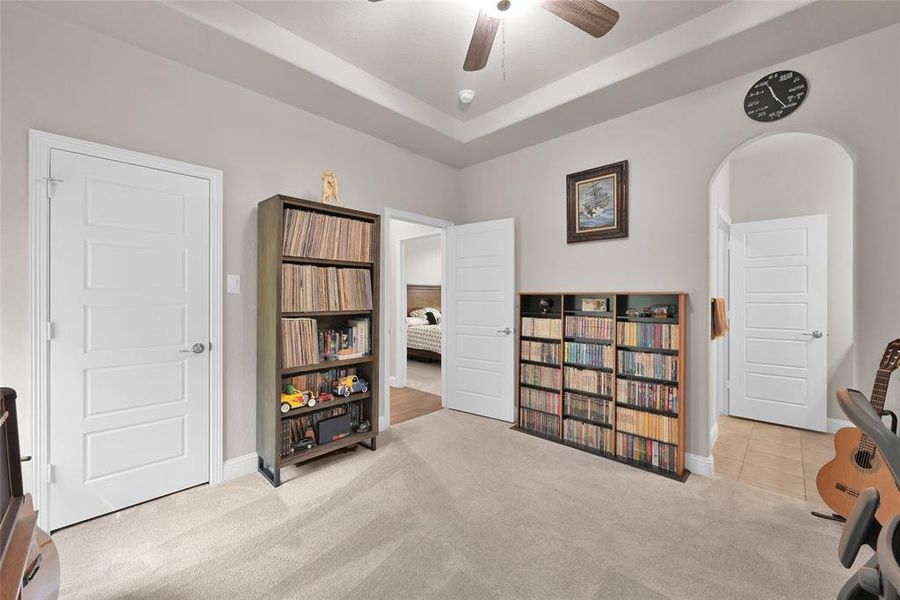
520 382 561 394
520 359 562 368
257 195 380 488
516 292 688 481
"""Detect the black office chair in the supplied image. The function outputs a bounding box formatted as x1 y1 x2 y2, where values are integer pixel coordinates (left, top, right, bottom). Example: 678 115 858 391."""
835 388 900 600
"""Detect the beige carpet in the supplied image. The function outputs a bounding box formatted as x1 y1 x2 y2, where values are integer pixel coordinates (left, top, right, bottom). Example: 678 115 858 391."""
54 409 861 599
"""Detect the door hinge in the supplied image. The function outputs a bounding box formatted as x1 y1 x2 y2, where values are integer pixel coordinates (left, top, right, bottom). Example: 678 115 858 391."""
42 176 64 199
208 342 213 352
46 321 54 341
47 464 55 484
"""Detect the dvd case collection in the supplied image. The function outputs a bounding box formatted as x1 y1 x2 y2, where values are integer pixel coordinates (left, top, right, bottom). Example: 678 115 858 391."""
519 407 560 437
319 318 370 360
288 367 359 395
617 322 679 350
565 316 613 340
520 387 561 415
617 406 680 444
521 317 562 339
616 379 679 414
564 341 613 368
520 363 561 389
563 392 613 425
564 366 613 396
520 340 560 364
563 418 613 453
617 350 678 383
616 432 677 473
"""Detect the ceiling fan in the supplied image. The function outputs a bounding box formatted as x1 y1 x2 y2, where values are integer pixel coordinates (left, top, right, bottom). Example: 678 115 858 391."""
368 0 620 72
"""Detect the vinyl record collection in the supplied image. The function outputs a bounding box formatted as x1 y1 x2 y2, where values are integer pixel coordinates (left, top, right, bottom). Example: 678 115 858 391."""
564 366 613 396
616 407 680 444
616 432 677 473
281 265 373 312
288 367 360 395
521 316 561 339
564 392 612 425
520 387 561 415
564 418 613 453
565 316 613 340
281 402 361 456
616 379 679 414
319 318 370 360
282 209 374 262
617 350 678 383
520 364 561 389
564 341 613 368
521 340 560 364
519 407 560 437
282 318 320 368
617 322 679 350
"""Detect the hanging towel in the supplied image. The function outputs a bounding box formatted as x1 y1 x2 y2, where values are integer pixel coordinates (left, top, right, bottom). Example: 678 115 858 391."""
711 298 729 340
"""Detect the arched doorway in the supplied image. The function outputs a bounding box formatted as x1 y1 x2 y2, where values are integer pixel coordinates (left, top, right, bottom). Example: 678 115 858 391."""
708 132 854 502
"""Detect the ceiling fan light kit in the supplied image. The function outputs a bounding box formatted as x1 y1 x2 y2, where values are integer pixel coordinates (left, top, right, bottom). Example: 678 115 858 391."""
458 89 477 105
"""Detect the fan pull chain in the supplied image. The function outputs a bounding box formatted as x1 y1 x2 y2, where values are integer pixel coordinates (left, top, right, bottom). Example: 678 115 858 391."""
501 19 507 81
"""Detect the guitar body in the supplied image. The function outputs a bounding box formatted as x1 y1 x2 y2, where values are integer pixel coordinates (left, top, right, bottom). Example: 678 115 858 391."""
816 427 900 524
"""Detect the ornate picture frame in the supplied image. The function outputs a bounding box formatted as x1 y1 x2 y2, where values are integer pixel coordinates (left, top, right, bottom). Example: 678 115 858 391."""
566 160 628 243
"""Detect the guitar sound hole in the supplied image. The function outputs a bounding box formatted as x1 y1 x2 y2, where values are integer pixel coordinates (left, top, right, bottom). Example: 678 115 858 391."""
853 450 874 470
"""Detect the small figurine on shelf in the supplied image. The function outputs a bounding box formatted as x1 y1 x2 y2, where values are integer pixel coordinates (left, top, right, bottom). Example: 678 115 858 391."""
539 297 554 314
354 419 372 434
321 170 342 206
280 383 316 413
317 391 335 405
332 375 369 397
625 307 640 318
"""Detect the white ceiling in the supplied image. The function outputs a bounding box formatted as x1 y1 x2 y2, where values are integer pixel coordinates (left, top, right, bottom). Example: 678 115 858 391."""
238 0 725 119
24 0 900 167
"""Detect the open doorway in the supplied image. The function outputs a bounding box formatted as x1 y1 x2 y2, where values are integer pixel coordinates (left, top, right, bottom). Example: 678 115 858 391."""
709 133 854 503
384 211 451 427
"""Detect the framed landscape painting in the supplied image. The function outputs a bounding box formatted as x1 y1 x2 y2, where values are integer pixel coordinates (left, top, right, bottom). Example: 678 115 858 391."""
566 160 628 243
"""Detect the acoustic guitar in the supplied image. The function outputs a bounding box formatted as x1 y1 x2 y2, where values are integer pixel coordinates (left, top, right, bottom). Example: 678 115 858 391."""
816 339 900 524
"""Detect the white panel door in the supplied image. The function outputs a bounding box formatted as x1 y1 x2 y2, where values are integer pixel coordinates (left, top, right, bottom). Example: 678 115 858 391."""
49 149 210 530
445 219 515 422
729 215 827 431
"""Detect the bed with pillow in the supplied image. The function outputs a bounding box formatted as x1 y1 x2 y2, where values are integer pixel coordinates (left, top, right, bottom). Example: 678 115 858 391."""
406 285 441 362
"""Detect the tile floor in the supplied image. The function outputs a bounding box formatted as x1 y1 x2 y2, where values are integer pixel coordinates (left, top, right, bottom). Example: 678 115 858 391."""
713 414 834 504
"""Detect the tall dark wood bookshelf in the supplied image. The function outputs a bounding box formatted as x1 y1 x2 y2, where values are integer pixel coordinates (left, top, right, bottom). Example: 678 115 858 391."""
514 292 688 481
257 195 380 487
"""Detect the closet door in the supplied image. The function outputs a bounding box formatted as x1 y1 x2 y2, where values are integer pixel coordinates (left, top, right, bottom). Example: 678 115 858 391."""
445 218 516 422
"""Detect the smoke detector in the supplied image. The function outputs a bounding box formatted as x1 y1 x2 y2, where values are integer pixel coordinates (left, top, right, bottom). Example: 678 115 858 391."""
458 89 476 105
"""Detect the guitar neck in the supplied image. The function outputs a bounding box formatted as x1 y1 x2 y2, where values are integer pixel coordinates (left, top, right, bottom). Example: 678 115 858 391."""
871 368 892 414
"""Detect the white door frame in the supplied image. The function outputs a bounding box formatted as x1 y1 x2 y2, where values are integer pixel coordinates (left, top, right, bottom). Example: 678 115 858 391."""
28 130 224 530
394 231 443 390
380 208 452 431
715 207 731 418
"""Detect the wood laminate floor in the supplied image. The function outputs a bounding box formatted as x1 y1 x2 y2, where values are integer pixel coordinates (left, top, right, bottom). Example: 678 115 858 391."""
389 386 442 425
713 414 834 504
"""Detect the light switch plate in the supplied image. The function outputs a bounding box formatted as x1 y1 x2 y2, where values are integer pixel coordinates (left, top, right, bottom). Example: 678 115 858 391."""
227 274 241 294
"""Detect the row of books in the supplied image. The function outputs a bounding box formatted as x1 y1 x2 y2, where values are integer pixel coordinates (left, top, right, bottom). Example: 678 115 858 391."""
288 367 359 395
520 364 560 389
282 265 373 312
618 350 678 383
519 407 560 438
281 403 360 455
617 406 680 444
520 387 561 415
617 322 679 350
616 379 679 414
564 418 613 453
565 316 612 340
521 340 560 364
564 341 613 369
521 316 561 339
564 366 613 396
564 392 612 426
282 318 319 368
617 432 678 473
319 318 370 360
282 208 374 262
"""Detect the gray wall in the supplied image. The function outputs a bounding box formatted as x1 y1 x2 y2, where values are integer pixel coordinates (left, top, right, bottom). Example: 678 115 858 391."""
728 134 854 421
404 235 442 286
0 4 462 465
460 25 900 458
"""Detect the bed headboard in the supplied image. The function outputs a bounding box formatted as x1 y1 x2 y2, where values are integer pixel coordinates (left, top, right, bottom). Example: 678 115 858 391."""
407 285 441 314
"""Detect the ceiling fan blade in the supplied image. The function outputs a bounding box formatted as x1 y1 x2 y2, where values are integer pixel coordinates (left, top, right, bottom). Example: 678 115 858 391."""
540 0 619 38
463 11 501 72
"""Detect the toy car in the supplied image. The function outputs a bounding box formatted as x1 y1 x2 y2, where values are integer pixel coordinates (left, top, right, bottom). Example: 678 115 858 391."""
292 436 315 451
317 391 335 404
280 383 316 413
332 375 369 397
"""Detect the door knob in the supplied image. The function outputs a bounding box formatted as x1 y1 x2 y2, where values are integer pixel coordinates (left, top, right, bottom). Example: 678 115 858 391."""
180 343 206 354
803 331 824 339
497 327 512 335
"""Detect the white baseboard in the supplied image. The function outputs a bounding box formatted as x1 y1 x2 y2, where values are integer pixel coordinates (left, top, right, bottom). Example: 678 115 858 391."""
223 452 257 481
827 418 853 433
686 452 715 478
389 376 399 387
709 421 719 448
